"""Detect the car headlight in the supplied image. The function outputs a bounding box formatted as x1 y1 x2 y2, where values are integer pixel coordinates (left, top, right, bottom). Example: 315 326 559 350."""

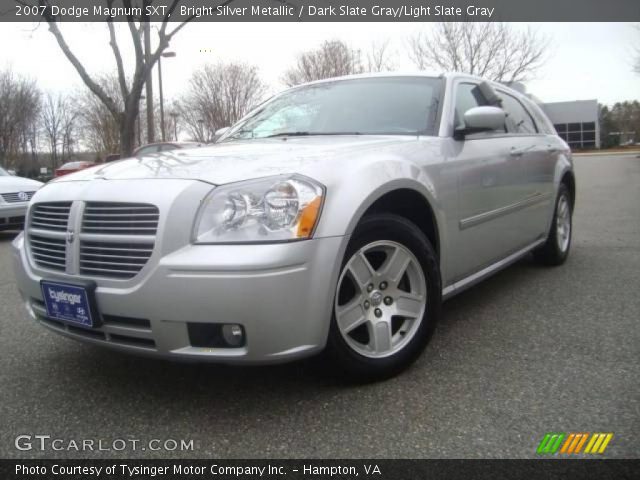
193 174 325 243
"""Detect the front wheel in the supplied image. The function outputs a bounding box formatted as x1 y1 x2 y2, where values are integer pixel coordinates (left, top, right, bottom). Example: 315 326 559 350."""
534 183 573 266
325 214 441 381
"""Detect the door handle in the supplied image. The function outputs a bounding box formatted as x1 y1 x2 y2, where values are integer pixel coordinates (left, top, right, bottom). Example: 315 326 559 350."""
510 145 535 156
545 145 561 154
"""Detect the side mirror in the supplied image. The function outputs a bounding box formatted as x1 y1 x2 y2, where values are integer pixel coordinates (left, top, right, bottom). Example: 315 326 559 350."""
455 106 505 139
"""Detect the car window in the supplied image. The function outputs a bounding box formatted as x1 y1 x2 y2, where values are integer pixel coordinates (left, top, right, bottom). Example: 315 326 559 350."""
497 91 538 134
454 83 506 133
224 77 443 140
60 162 81 169
524 99 556 135
136 145 160 156
158 144 178 152
0 166 8 176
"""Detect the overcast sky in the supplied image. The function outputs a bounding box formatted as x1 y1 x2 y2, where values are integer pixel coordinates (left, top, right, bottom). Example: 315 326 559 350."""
1 22 638 105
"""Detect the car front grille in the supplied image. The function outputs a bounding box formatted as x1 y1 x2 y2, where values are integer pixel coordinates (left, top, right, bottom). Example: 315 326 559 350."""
82 202 159 235
1 191 35 203
29 234 67 272
80 241 155 278
30 202 72 231
27 201 158 280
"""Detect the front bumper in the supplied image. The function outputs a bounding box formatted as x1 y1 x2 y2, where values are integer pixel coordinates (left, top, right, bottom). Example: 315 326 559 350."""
12 232 346 363
0 203 27 229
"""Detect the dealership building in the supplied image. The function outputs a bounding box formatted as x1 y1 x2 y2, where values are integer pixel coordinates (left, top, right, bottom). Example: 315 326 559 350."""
540 99 600 149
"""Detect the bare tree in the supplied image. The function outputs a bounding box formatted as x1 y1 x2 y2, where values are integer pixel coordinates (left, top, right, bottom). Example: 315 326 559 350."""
0 68 40 171
283 40 365 86
408 23 549 83
366 40 396 72
19 0 212 156
41 92 77 169
75 75 123 156
178 62 267 143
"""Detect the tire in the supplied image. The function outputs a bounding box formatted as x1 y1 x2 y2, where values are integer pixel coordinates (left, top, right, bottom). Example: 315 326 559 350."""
534 183 573 266
325 213 441 381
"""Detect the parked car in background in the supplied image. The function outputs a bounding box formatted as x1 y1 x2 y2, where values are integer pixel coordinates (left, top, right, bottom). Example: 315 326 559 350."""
133 141 204 157
55 161 96 178
0 166 42 230
12 73 574 380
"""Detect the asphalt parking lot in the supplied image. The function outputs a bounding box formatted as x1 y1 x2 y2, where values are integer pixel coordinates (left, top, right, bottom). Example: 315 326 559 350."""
1 153 638 459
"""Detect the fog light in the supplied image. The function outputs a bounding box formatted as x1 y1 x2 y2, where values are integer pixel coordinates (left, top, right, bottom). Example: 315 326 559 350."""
222 324 244 347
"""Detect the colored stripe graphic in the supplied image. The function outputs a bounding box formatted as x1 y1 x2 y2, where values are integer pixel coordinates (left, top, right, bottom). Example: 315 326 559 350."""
537 433 565 454
559 433 589 454
540 433 614 455
584 433 614 454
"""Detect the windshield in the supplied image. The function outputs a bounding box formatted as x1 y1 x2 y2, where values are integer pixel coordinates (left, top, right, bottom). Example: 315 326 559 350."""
0 167 9 176
223 76 442 141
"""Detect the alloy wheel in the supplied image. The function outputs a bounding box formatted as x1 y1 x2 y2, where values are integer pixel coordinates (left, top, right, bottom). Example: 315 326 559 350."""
334 240 427 358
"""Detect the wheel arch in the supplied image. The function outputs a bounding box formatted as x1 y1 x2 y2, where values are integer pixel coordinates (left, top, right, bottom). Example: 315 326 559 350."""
560 170 576 208
360 188 441 260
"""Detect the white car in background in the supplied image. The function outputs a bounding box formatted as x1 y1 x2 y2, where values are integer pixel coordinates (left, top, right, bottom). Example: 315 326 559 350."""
0 167 43 231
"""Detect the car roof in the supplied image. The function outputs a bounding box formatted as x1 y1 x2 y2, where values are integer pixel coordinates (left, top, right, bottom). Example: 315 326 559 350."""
280 71 527 101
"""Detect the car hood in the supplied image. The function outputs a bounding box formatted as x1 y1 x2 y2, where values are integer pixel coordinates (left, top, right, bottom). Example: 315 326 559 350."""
51 136 425 185
0 176 43 193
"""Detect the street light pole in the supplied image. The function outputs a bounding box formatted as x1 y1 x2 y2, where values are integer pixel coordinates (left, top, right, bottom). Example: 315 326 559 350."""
158 51 176 142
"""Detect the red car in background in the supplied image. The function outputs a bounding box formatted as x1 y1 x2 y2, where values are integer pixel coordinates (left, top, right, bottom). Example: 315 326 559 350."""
54 161 96 177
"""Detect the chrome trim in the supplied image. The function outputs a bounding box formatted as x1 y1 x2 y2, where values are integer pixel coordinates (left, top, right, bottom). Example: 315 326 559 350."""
459 192 551 230
66 200 84 275
442 238 546 300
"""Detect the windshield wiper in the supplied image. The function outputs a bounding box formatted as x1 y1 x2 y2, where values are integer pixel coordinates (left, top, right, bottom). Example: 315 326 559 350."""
265 131 363 138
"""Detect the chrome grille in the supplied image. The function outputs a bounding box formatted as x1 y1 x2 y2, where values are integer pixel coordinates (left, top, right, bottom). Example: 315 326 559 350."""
29 235 66 271
30 202 72 231
80 241 154 279
1 191 35 203
27 201 158 280
82 203 159 235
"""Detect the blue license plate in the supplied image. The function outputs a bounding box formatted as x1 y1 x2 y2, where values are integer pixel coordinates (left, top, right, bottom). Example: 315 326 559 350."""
40 281 97 328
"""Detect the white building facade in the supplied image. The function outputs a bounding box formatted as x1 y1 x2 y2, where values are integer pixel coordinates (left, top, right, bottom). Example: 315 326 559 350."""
541 100 600 149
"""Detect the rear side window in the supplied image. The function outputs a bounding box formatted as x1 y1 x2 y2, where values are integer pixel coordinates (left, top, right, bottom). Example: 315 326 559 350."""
524 99 557 135
498 92 538 134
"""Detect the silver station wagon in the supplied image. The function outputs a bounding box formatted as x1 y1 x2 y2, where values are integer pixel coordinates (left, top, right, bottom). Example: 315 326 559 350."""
12 73 574 380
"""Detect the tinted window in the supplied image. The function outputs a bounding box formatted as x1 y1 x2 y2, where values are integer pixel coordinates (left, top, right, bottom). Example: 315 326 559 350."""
136 145 161 156
454 83 506 132
523 99 556 135
158 144 179 152
498 92 537 134
455 83 486 128
224 77 442 140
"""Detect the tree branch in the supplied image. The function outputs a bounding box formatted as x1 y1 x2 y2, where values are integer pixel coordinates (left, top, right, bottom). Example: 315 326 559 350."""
106 0 129 100
37 0 119 117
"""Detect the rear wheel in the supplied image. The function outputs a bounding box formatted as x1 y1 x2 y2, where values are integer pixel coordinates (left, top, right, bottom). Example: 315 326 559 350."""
534 183 572 266
326 214 441 381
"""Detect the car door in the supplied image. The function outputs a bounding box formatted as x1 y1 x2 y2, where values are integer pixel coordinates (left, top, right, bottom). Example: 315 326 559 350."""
447 81 526 281
496 90 555 244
